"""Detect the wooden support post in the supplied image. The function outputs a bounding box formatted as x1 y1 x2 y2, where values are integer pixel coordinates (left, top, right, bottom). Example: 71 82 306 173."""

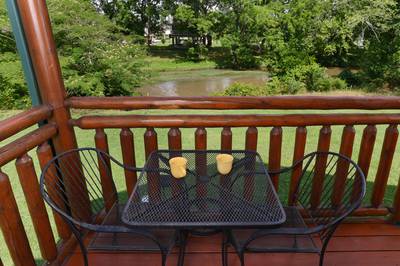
0 170 35 266
16 154 58 263
16 0 91 219
120 128 137 195
37 142 71 240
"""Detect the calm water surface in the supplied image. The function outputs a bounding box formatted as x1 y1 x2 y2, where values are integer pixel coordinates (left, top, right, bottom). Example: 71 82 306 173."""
139 72 268 96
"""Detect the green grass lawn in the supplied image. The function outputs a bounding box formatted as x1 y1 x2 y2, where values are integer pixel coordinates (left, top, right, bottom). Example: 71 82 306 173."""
1 108 400 265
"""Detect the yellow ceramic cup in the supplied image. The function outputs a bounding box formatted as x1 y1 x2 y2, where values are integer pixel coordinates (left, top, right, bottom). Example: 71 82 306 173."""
169 157 188 179
216 154 234 175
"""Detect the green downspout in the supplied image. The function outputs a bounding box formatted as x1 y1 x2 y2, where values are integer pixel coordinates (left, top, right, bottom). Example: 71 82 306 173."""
5 0 42 106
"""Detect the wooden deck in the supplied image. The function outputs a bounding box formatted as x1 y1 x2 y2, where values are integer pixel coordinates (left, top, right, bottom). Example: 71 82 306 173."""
65 220 400 266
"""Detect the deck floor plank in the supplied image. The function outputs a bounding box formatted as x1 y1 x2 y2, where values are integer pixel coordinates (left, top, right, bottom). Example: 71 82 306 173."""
64 221 400 266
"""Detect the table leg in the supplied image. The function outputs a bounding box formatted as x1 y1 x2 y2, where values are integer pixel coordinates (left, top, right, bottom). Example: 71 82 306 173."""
178 230 188 266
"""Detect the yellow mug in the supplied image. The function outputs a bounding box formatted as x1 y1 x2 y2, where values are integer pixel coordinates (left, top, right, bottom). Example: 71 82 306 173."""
216 154 234 175
169 157 188 179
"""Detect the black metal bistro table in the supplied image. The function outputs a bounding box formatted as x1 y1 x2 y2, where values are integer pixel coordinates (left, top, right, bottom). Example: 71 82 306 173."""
122 150 286 265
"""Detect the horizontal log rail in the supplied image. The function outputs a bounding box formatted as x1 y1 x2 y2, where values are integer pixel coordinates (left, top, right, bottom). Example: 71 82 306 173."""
0 123 57 166
71 113 400 129
66 96 400 110
0 105 52 141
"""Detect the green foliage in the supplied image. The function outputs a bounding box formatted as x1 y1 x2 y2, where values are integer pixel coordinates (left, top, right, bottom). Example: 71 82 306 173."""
48 0 147 97
186 44 208 62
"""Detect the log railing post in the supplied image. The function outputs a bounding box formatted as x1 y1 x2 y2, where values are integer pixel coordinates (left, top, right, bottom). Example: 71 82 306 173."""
289 126 307 205
144 128 161 202
16 154 58 263
37 142 71 241
0 170 35 266
371 125 398 208
245 127 258 201
269 126 283 190
95 129 117 211
120 128 137 195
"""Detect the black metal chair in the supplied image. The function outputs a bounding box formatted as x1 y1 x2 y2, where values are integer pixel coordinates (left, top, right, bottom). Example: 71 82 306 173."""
223 151 366 266
40 147 178 266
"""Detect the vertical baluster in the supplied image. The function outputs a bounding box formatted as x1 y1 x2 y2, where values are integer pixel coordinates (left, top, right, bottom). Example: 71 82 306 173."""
311 125 332 209
220 127 233 188
16 154 57 263
120 128 137 195
168 128 182 197
269 126 282 190
195 127 207 200
144 127 160 202
37 143 71 241
221 127 232 151
95 128 117 211
168 127 182 151
0 170 35 266
352 125 376 202
289 126 307 205
244 127 258 201
332 125 355 206
371 125 398 208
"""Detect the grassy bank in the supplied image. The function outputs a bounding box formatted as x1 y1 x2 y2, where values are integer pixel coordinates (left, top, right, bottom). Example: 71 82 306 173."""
1 108 400 265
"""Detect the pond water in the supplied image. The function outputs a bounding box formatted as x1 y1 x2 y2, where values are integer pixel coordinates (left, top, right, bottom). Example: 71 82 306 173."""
138 67 344 97
138 71 268 96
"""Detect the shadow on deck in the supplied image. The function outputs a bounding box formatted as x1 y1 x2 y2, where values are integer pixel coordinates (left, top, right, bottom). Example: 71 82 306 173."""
65 220 400 266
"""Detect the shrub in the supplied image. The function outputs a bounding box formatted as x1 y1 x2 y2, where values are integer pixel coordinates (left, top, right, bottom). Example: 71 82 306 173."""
217 82 266 96
186 44 208 62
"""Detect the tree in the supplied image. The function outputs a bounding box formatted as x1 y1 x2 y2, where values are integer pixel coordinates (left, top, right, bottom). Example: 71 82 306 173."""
95 0 165 45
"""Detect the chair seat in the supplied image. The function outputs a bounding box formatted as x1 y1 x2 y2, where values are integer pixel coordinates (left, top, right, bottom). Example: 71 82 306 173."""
89 203 177 251
230 207 319 253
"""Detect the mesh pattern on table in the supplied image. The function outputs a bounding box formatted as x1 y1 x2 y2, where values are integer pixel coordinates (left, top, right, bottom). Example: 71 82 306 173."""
122 150 286 228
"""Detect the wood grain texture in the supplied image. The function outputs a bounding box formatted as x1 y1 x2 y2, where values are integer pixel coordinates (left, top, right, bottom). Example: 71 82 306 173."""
0 123 57 166
332 125 355 207
66 96 400 110
37 143 71 240
120 128 137 195
371 125 398 208
289 127 307 205
269 127 282 190
311 126 332 209
0 170 35 266
221 127 232 151
71 113 400 129
195 128 207 201
95 129 117 211
244 127 258 201
144 128 161 202
0 105 52 141
168 128 182 197
16 154 57 262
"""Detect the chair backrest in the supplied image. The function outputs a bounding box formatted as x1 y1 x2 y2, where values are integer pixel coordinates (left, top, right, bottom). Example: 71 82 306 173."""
290 151 366 232
40 148 120 229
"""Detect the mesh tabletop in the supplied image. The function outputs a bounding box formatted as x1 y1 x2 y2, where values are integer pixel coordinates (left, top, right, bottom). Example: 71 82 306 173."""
122 150 286 229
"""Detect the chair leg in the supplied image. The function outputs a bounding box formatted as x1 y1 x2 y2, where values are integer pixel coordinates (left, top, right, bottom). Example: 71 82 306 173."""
178 231 188 266
161 251 167 266
221 233 228 266
69 224 88 266
238 250 245 266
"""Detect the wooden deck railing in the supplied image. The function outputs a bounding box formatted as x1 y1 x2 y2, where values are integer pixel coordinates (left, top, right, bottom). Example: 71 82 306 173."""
68 96 400 220
2 96 400 265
